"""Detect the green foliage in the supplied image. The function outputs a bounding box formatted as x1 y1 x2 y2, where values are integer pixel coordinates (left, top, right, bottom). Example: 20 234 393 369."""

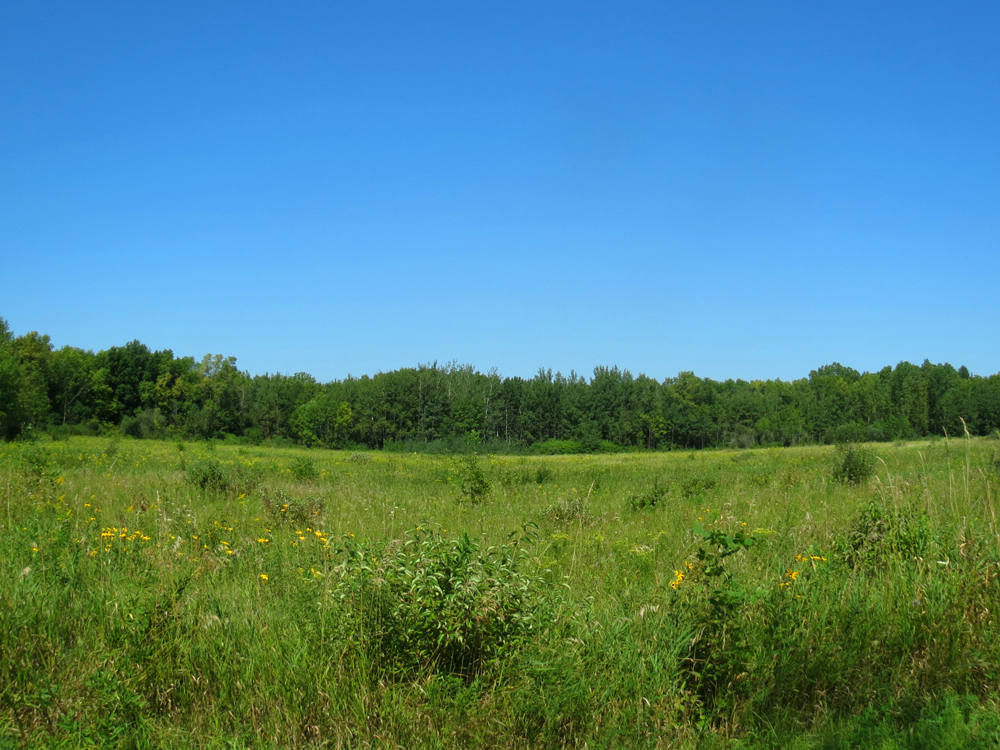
533 466 554 484
7 434 1000 747
542 497 589 524
289 455 318 481
679 522 760 716
680 474 718 498
531 439 584 455
833 443 878 483
454 452 491 503
836 499 933 568
330 524 547 680
823 693 1000 750
627 478 669 510
259 486 323 524
186 456 263 495
7 311 1000 453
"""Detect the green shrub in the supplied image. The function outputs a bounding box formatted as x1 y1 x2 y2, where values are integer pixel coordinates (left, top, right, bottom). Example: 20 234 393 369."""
186 458 263 495
454 453 491 503
836 500 933 568
678 522 760 716
628 479 669 510
833 443 877 484
533 466 554 484
543 497 589 524
531 439 583 455
259 486 324 524
680 474 717 498
330 524 547 680
289 456 319 481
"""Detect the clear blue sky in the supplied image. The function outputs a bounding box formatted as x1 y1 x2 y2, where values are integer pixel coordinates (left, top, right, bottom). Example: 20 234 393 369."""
2 1 998 382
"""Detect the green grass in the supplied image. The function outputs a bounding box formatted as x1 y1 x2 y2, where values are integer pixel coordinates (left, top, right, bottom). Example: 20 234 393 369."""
2 436 1000 748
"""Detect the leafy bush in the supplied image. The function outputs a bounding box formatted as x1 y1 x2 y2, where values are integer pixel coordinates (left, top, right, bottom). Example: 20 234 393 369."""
628 479 669 510
186 458 263 495
680 474 717 498
836 500 932 568
454 453 491 503
676 522 760 716
543 497 589 524
533 466 554 484
289 456 318 481
259 486 324 524
329 524 547 680
531 439 583 455
833 444 878 484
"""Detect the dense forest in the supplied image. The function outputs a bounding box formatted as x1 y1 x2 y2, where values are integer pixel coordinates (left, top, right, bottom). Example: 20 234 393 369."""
1 316 998 451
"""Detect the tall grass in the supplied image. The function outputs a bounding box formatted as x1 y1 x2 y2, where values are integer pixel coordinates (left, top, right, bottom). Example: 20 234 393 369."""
1 437 999 748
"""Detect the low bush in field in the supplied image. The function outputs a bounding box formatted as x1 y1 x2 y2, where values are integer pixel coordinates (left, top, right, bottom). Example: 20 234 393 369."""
329 524 548 680
532 439 584 455
289 455 319 481
186 457 263 495
453 453 491 503
836 499 933 568
832 443 877 484
627 478 669 510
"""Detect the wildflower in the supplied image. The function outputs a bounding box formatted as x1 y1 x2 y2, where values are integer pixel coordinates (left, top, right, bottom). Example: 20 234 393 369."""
670 570 685 589
795 554 807 562
810 555 826 561
257 538 269 544
260 574 268 580
785 569 799 580
56 476 65 484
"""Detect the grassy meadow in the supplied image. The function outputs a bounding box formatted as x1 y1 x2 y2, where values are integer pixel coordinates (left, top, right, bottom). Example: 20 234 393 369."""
2 435 1000 748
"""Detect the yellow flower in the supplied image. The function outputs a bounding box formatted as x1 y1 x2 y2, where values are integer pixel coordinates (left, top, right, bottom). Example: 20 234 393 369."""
795 554 807 562
260 574 268 580
670 570 685 590
785 569 799 580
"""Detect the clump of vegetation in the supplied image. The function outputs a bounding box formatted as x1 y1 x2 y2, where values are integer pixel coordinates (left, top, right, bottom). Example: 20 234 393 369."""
531 439 584 455
680 474 717 498
186 457 262 495
533 466 554 484
543 497 589 524
628 478 668 510
833 443 878 484
679 522 760 715
289 455 319 481
836 499 932 568
330 524 546 680
454 453 491 503
259 486 324 524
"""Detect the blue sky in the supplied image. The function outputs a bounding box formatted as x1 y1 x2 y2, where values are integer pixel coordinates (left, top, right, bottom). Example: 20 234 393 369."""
2 1 998 382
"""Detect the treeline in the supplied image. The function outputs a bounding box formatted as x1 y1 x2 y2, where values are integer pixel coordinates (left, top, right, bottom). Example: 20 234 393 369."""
1 316 999 451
